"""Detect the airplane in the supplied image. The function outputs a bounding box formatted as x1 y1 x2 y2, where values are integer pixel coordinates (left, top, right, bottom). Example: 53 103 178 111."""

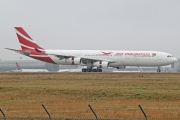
5 27 177 72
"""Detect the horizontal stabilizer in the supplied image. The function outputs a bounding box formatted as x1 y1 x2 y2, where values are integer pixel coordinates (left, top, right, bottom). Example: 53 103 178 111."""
5 48 21 52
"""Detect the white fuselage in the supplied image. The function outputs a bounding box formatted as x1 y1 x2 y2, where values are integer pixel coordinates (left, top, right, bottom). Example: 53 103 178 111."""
44 50 177 67
10 27 178 72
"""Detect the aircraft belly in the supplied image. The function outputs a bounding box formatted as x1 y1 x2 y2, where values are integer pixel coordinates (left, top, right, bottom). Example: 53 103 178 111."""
120 57 156 66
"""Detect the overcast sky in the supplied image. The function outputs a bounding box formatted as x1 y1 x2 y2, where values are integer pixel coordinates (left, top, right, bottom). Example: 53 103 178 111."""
0 0 180 60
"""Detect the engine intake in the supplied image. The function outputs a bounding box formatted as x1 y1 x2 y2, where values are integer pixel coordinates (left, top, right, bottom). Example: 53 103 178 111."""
93 61 109 68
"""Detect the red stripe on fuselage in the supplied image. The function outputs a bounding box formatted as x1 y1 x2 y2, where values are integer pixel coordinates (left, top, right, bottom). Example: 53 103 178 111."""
30 56 55 64
15 27 32 40
17 34 43 49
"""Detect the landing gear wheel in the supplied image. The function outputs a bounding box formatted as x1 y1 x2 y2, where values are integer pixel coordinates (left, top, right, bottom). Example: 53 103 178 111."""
92 69 97 72
157 69 161 72
97 69 102 72
87 69 92 72
82 68 87 72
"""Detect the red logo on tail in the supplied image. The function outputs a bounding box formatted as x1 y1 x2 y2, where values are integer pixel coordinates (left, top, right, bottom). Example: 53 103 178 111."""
15 27 44 50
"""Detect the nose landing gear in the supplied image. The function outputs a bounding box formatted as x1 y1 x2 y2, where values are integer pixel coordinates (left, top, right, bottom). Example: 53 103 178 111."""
157 69 161 72
157 66 161 72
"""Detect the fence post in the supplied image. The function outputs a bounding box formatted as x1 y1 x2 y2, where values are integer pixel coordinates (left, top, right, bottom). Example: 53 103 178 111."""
42 104 52 120
0 108 6 120
88 104 98 120
138 104 148 120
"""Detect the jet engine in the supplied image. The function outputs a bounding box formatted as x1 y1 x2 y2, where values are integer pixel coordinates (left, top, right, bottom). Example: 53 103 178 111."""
93 61 109 68
65 57 81 65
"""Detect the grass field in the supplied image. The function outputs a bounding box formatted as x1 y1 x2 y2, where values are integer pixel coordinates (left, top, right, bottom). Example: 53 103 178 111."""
0 73 180 119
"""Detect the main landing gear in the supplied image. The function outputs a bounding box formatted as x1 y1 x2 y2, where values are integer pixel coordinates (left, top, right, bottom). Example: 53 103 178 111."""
82 68 102 72
157 66 161 72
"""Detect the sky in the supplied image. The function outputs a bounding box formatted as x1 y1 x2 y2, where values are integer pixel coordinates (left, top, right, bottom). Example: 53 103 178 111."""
0 0 180 60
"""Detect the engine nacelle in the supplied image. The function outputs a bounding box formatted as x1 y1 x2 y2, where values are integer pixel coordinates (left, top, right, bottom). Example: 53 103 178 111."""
93 61 109 68
65 57 81 65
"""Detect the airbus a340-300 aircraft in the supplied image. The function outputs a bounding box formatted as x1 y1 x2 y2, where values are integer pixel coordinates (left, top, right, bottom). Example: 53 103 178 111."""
6 27 177 72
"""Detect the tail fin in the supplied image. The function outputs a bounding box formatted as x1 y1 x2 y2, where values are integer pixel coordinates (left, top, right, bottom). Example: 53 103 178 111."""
14 27 44 50
15 62 21 70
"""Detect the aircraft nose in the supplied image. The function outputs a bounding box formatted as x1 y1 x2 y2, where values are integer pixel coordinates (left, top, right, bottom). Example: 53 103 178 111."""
173 57 178 63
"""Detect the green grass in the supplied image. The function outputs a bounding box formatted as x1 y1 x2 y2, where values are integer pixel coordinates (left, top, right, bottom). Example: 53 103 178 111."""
0 73 180 118
0 73 180 103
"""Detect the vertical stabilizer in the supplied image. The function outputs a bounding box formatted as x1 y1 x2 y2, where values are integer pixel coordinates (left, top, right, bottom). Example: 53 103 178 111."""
14 27 44 50
15 62 22 71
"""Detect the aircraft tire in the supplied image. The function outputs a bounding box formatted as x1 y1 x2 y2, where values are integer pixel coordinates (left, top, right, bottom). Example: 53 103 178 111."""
87 69 92 72
97 69 102 72
92 69 97 72
157 69 161 72
82 68 87 72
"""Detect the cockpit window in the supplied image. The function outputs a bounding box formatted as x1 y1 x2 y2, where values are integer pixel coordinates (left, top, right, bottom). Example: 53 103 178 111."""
167 55 173 57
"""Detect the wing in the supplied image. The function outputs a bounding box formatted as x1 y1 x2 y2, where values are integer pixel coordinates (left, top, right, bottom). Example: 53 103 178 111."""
47 53 115 63
81 56 115 63
47 53 74 60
